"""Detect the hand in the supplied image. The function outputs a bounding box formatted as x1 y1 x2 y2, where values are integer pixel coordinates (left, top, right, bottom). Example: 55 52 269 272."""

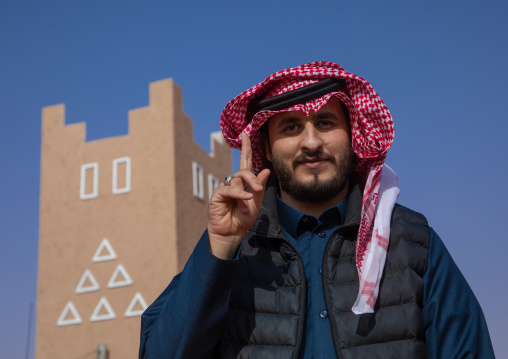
208 132 271 259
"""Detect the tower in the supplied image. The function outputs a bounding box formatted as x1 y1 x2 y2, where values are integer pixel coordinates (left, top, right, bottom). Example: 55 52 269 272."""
36 79 231 358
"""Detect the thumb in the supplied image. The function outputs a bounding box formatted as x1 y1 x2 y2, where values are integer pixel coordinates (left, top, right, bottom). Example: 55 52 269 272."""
258 168 271 187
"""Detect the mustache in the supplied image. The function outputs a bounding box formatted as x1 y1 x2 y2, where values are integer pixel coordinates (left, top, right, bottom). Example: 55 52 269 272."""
292 151 336 169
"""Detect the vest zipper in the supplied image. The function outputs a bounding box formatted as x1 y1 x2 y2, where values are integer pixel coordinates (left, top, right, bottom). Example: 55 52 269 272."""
321 224 358 359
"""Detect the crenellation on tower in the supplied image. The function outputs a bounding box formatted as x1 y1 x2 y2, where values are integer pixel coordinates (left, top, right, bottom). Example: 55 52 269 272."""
41 104 66 130
41 104 87 144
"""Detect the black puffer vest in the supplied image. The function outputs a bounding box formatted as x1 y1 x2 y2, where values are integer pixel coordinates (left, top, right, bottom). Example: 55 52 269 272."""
215 182 429 359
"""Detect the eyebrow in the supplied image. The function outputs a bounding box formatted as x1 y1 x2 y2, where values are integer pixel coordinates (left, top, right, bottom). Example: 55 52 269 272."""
275 116 301 128
274 111 339 128
316 111 338 120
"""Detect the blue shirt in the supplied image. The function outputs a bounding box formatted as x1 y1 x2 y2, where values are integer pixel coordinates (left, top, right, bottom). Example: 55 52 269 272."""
277 195 347 358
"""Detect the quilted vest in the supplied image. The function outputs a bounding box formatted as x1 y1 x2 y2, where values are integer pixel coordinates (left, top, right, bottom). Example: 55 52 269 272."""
215 183 430 359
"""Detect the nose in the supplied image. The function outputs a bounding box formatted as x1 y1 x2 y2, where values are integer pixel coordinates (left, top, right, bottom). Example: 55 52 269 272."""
300 122 323 153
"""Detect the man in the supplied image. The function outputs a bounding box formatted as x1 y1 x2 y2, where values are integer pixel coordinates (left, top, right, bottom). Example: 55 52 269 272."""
139 61 495 358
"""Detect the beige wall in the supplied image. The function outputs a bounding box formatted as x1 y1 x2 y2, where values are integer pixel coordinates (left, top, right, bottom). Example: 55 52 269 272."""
36 79 231 358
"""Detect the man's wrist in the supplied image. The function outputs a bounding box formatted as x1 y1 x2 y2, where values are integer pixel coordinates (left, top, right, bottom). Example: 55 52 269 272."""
208 235 242 260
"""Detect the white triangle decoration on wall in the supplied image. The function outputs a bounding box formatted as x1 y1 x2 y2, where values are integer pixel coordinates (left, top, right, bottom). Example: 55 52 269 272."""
90 297 116 322
57 301 82 326
75 269 100 294
124 292 148 317
107 264 133 288
56 238 146 327
92 238 117 262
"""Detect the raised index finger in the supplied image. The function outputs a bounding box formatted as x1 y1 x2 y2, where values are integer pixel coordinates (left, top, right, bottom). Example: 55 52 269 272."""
240 132 253 171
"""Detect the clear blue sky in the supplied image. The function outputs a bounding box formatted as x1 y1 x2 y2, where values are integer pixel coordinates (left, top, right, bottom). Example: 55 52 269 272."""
1 1 507 357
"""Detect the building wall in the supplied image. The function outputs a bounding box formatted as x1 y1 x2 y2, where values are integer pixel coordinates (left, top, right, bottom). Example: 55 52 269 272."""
36 79 231 358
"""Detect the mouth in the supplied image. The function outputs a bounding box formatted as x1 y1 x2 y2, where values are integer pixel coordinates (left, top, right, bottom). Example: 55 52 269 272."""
297 157 330 169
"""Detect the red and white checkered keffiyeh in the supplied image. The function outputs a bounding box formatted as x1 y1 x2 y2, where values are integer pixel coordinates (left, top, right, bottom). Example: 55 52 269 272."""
220 61 399 314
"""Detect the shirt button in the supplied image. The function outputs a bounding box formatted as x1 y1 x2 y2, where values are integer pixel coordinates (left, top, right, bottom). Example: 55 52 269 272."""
320 310 328 319
302 217 308 223
318 231 326 238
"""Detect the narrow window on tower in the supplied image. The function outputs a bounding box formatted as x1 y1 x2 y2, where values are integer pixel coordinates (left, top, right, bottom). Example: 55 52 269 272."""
80 162 99 200
112 157 131 195
208 174 219 202
192 161 204 200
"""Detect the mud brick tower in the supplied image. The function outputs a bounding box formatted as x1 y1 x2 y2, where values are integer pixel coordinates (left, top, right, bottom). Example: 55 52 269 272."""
36 79 231 358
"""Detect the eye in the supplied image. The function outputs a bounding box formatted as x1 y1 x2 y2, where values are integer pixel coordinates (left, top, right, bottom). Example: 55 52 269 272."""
317 120 335 129
283 123 301 134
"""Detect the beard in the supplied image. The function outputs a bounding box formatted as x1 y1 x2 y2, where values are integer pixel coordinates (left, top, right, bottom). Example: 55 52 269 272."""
270 147 354 203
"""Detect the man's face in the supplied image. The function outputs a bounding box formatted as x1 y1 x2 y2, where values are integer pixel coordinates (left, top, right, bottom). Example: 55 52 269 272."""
265 96 354 203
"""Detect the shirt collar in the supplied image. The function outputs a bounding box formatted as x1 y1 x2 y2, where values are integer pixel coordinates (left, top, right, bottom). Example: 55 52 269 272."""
277 194 348 239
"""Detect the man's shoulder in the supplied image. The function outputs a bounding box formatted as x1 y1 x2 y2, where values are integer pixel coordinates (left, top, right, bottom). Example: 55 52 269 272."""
392 203 429 227
390 204 430 249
